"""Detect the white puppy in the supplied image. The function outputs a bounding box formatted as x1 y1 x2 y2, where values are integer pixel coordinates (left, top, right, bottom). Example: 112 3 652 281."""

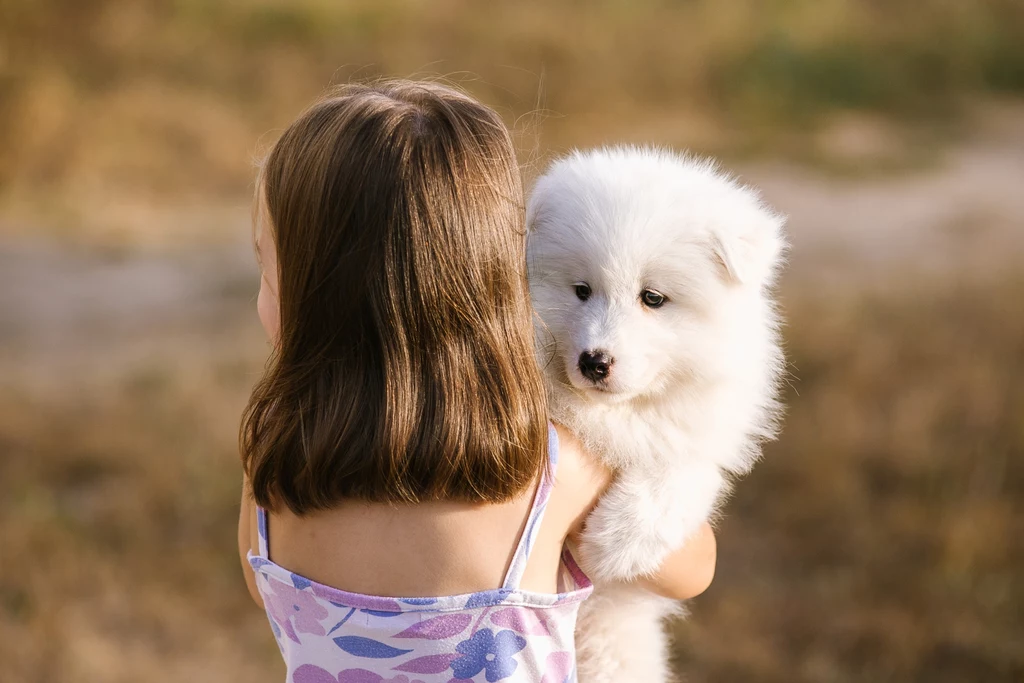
526 147 786 682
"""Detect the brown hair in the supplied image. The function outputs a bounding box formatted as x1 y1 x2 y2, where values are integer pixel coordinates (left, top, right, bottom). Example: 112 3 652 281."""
241 80 547 515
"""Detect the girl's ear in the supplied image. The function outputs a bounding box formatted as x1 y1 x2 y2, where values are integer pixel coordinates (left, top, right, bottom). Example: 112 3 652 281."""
710 205 786 286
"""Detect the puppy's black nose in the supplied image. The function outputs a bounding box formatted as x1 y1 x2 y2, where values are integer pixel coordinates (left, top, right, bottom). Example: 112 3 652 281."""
578 350 613 382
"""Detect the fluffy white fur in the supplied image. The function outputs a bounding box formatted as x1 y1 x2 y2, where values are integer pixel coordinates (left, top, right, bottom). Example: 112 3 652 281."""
526 146 786 682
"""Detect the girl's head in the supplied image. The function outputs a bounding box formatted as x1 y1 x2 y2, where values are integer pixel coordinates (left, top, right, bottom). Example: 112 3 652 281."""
243 80 547 514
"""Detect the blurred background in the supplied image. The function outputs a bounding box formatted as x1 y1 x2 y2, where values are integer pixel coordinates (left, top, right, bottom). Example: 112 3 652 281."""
1 1 1022 681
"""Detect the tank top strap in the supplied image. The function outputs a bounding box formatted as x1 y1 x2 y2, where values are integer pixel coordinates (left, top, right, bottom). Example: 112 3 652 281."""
500 422 559 591
254 504 270 558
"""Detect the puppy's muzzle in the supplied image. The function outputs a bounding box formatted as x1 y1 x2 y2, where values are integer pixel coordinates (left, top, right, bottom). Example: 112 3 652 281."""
578 350 613 382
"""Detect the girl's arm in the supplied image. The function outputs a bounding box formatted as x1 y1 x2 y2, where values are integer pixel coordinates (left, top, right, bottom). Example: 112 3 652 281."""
557 423 718 601
634 521 717 600
238 477 265 608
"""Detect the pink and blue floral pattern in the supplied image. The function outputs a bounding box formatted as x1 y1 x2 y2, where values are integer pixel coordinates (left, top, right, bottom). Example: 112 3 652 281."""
451 628 527 681
249 425 590 682
265 576 331 642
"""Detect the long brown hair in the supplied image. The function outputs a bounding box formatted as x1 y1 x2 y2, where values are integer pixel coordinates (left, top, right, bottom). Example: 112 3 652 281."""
241 80 547 515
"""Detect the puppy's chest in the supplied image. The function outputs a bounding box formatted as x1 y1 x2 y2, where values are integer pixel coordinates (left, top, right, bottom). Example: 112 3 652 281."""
573 405 700 464
559 399 716 471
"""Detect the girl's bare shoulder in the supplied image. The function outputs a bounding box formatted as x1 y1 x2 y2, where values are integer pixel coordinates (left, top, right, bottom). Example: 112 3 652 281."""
549 424 612 536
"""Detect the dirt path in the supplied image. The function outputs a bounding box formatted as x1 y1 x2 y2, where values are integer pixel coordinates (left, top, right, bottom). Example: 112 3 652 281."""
747 126 1024 286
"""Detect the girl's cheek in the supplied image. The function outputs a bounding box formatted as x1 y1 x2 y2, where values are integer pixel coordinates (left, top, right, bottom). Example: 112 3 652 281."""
257 279 280 344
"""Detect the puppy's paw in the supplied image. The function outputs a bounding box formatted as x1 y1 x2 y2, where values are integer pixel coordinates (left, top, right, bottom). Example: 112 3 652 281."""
578 501 672 582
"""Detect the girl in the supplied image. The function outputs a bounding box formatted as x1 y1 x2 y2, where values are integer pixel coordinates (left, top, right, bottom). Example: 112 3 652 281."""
237 80 716 683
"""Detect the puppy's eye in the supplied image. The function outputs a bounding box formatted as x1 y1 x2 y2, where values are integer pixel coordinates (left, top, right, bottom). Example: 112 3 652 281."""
574 283 592 301
641 289 666 308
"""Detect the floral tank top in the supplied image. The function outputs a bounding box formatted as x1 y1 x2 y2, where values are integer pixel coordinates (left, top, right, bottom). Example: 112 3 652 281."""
248 424 593 683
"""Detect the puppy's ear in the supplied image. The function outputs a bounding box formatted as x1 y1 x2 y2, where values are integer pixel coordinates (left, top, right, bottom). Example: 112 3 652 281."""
710 206 786 286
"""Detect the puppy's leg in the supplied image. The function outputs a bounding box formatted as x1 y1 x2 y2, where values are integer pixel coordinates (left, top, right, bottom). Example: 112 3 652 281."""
576 584 679 683
580 459 723 581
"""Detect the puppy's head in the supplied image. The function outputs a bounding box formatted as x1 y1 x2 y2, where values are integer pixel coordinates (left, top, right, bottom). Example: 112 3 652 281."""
527 147 785 403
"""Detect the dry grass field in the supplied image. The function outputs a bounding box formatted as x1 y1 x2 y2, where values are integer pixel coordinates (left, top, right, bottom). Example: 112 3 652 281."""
1 1 1023 681
674 276 1024 683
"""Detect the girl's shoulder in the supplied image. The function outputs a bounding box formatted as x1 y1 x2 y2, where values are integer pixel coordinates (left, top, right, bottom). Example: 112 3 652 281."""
547 423 611 538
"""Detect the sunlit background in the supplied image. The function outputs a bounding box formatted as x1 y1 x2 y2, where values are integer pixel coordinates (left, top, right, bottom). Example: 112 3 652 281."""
2 1 1022 681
